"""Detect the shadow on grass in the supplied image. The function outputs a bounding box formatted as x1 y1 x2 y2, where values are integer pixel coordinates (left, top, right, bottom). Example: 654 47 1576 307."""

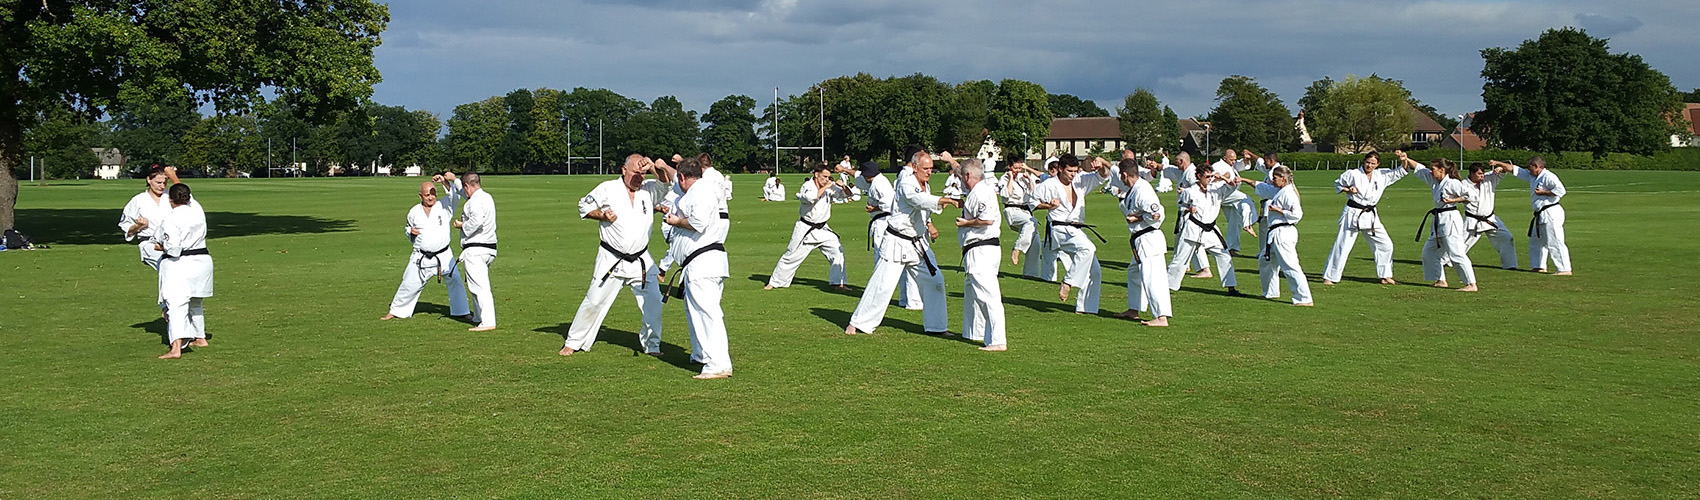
531 323 696 372
415 303 477 324
130 318 168 345
745 274 859 297
809 307 934 336
16 208 356 245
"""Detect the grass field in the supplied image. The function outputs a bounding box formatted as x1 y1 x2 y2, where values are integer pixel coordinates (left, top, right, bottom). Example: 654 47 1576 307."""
3 168 1698 499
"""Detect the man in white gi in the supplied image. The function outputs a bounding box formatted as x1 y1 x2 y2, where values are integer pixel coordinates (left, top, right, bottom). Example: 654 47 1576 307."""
1033 153 1111 314
1001 156 1041 269
1168 168 1241 294
766 164 850 290
762 171 786 202
1462 162 1520 269
1405 157 1478 291
1321 150 1411 285
560 155 675 356
1493 157 1571 275
1154 152 1212 277
153 183 213 359
845 150 959 335
663 158 733 379
1115 159 1172 326
1233 164 1313 305
382 181 472 321
1210 149 1260 255
450 173 499 331
1030 157 1069 282
119 165 181 316
954 160 1007 350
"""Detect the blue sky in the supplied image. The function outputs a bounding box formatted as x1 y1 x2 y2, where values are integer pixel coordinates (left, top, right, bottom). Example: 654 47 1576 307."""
370 0 1699 124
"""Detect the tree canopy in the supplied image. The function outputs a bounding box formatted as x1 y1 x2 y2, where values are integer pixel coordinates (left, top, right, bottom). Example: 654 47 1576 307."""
1048 94 1109 118
1312 75 1416 153
1206 76 1296 154
1117 89 1167 155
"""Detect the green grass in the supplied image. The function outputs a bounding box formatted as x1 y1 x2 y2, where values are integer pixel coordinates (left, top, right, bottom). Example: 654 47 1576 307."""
3 169 1697 499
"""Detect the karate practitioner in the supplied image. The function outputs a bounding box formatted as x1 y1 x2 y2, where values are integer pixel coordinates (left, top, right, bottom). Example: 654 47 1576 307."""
762 171 786 202
1167 167 1241 294
1493 157 1572 275
1001 156 1042 269
1403 157 1479 291
855 160 922 308
560 155 675 356
1461 162 1520 269
845 150 960 335
451 173 499 331
663 158 733 379
1210 149 1260 254
1232 164 1313 305
153 183 213 359
119 165 181 316
1321 150 1411 285
953 160 1008 350
1154 152 1213 277
1030 156 1071 282
1033 153 1111 314
765 164 850 290
1114 159 1172 326
382 181 472 321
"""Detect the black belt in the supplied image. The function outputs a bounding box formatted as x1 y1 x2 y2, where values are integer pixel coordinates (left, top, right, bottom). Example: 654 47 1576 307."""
962 237 1000 254
1128 226 1159 264
1047 220 1107 250
1258 199 1273 224
179 248 210 256
421 244 450 260
1466 211 1497 227
463 242 497 251
1004 203 1031 214
663 242 726 302
884 226 938 275
1263 222 1294 261
1415 206 1459 245
1528 203 1560 238
800 217 837 241
597 241 649 285
866 211 891 250
1186 215 1226 248
719 211 730 220
417 244 454 283
1346 199 1379 234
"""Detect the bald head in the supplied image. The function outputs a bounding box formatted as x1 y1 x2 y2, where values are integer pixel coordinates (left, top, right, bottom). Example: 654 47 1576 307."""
418 181 438 207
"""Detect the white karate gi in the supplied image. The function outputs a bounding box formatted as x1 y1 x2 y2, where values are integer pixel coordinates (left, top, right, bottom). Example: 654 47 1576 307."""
669 183 733 376
958 181 1006 347
767 179 848 288
1156 157 1209 273
1211 159 1259 252
153 200 213 344
388 199 471 319
1415 169 1476 285
564 178 668 353
1167 182 1238 291
1462 171 1520 269
833 171 862 202
458 187 498 328
120 190 173 271
1512 165 1571 273
1321 164 1410 282
763 177 786 202
1037 170 1109 313
1001 170 1045 278
1120 175 1172 318
848 169 949 334
1253 181 1312 303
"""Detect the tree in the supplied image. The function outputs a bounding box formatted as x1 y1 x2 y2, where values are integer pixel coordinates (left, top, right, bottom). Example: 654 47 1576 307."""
1682 88 1700 103
1477 27 1684 156
1161 106 1184 153
1 1 388 229
1117 88 1165 154
527 88 570 168
702 94 760 172
496 89 536 172
182 114 264 177
818 73 885 163
1048 94 1109 118
944 80 996 154
1297 77 1334 133
444 97 507 171
623 96 699 158
22 108 102 179
988 79 1050 161
1312 75 1415 153
1206 76 1297 153
109 95 202 170
561 88 644 171
879 74 953 164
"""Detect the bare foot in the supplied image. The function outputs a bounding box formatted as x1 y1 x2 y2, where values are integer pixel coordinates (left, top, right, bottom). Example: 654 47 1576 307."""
693 371 732 380
844 325 859 335
189 339 209 347
1458 284 1478 292
380 313 398 320
1112 309 1141 320
978 344 1007 351
834 285 850 291
1142 317 1170 327
1293 302 1315 307
1322 280 1336 285
157 350 182 359
1058 283 1072 301
558 346 576 356
763 284 775 290
469 326 496 332
1554 271 1572 276
1432 280 1449 288
1379 278 1398 285
1531 268 1546 274
1191 270 1213 279
646 351 663 357
1243 225 1258 237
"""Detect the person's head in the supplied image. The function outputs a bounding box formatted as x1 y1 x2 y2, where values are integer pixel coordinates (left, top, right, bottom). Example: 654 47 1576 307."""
676 157 703 191
671 154 684 164
812 163 834 183
1527 156 1547 175
1176 151 1192 167
1429 158 1457 181
1118 158 1141 186
902 144 924 165
1468 162 1488 183
1221 149 1238 163
1269 165 1294 189
860 160 880 180
1056 153 1082 184
418 181 438 207
960 160 985 190
145 165 168 195
1265 152 1279 166
1362 151 1380 171
168 183 192 207
1194 164 1214 184
621 154 649 189
911 150 934 179
696 153 714 171
462 172 482 195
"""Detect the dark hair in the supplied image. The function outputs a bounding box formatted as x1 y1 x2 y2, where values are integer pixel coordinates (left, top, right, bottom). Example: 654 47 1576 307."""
696 153 713 171
677 158 704 179
1057 153 1080 167
462 172 481 187
902 144 925 164
1265 152 1278 164
812 163 833 173
168 183 192 205
146 165 166 179
1469 162 1488 175
1118 158 1140 172
1362 151 1379 161
1528 156 1546 168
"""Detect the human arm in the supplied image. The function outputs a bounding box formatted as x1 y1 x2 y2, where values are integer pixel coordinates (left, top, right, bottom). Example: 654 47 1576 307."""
578 188 616 223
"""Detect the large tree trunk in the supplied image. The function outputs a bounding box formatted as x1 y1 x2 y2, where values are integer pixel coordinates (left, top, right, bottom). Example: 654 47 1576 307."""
0 155 15 230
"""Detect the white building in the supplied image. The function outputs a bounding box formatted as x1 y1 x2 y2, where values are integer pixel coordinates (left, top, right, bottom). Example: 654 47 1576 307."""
92 148 125 179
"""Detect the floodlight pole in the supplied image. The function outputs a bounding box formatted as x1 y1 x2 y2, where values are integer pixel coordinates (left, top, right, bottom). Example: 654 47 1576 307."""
1457 114 1466 168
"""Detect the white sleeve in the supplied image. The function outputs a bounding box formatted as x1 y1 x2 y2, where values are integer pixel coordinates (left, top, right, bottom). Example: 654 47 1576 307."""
119 198 142 240
1548 175 1566 200
578 185 605 219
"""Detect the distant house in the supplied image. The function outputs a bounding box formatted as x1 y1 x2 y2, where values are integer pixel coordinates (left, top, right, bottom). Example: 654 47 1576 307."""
92 148 125 179
1440 113 1490 151
1671 103 1700 148
1041 117 1125 159
1408 104 1448 150
1178 118 1226 158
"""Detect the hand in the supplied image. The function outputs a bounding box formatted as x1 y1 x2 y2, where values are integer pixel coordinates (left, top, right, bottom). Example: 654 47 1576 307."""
665 214 684 226
955 217 970 228
153 243 164 252
939 151 955 163
134 216 150 228
409 226 421 236
443 172 457 182
600 210 618 223
926 223 939 240
1395 150 1408 161
1535 188 1554 196
939 197 961 208
656 204 670 214
452 219 464 228
432 174 444 183
1125 214 1142 223
163 166 176 176
1343 186 1359 194
864 204 877 213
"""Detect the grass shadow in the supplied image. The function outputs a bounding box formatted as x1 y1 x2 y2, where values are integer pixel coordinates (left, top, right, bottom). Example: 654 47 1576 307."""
17 208 356 245
748 274 860 297
130 318 168 345
532 323 697 372
809 307 932 335
415 303 477 324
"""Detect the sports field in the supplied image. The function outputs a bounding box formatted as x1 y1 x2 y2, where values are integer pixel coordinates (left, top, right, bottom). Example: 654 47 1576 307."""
3 169 1697 498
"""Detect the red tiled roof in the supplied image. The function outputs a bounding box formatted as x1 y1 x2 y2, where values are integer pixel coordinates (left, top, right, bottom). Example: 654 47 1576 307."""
1047 117 1121 140
1685 103 1700 135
